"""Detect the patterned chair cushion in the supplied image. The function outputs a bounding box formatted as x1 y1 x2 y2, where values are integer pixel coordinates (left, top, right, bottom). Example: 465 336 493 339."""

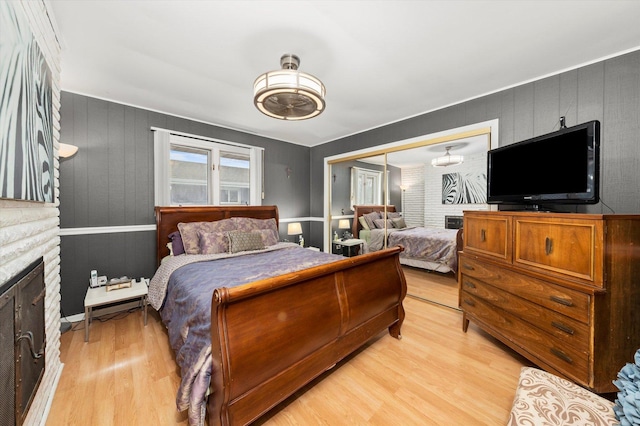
508 367 616 426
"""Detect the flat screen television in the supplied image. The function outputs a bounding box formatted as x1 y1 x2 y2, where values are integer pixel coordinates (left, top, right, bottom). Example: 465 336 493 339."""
487 120 600 206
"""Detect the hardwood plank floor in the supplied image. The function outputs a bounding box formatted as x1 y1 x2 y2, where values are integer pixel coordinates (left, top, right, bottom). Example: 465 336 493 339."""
47 275 530 425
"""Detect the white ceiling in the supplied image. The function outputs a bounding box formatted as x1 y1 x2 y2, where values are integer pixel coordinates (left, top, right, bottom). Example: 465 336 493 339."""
50 1 640 148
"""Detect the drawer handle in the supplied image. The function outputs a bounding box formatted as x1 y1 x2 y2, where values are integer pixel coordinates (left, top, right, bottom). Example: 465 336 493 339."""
552 321 575 335
463 298 475 307
545 237 553 255
463 263 475 271
464 281 476 289
480 229 486 242
551 348 573 364
550 295 573 307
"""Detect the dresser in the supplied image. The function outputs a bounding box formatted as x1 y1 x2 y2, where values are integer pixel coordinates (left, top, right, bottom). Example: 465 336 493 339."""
459 210 640 393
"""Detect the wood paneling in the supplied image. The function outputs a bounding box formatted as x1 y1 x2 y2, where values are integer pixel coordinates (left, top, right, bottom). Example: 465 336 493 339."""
311 50 640 218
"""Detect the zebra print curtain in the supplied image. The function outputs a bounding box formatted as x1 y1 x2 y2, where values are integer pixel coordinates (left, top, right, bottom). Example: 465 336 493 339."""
442 172 487 204
0 1 54 203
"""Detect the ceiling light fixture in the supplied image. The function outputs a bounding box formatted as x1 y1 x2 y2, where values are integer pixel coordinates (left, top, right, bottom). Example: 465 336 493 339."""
253 54 326 120
431 146 464 167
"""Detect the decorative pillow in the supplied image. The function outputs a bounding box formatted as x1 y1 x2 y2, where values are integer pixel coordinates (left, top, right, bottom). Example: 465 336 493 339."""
373 218 394 229
168 231 185 255
363 211 381 230
227 230 265 253
232 217 278 233
392 217 407 229
358 216 370 231
178 219 236 254
387 211 402 219
255 229 278 246
198 231 229 254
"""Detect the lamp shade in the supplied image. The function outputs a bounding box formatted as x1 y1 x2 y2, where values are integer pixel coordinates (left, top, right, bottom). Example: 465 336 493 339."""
338 219 350 229
287 222 302 235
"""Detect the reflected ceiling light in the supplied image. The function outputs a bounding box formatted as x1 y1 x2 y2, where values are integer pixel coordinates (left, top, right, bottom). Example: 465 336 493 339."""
431 146 463 167
254 54 326 120
59 143 78 158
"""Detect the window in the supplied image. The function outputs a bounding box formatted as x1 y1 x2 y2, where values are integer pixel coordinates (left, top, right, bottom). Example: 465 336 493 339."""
154 129 263 206
350 166 383 206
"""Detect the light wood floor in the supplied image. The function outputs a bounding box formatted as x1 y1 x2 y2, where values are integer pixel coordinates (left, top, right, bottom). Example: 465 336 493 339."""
47 272 530 425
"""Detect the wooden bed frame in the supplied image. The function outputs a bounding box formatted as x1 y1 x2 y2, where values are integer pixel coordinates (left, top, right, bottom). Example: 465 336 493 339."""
154 206 407 425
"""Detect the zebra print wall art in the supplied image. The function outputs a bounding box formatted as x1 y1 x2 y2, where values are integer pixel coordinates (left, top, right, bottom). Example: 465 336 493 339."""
442 172 486 204
0 1 54 203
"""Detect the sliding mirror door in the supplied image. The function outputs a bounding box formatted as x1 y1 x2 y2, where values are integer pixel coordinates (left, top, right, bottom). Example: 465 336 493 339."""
326 122 497 309
385 135 490 308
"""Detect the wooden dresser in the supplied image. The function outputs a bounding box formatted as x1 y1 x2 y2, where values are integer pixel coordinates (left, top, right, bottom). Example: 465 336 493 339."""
459 210 640 393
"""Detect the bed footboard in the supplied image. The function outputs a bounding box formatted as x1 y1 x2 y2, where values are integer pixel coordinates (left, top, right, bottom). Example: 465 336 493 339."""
208 246 406 426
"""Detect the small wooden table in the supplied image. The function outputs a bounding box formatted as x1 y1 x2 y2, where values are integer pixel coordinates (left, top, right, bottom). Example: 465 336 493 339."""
84 280 148 342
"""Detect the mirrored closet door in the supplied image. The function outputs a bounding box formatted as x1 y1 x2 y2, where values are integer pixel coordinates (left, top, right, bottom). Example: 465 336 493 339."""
326 123 497 309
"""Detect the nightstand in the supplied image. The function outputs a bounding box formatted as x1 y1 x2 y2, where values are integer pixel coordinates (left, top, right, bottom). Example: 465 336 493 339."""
84 279 148 342
332 238 365 257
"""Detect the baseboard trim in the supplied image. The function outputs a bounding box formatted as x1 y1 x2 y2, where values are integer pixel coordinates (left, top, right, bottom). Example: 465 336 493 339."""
38 362 64 426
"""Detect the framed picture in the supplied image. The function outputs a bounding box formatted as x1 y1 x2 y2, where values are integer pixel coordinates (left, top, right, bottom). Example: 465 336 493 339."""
442 172 487 204
0 1 54 203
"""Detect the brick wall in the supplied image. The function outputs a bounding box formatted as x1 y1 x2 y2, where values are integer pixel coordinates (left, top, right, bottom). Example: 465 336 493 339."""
0 1 63 424
401 152 489 229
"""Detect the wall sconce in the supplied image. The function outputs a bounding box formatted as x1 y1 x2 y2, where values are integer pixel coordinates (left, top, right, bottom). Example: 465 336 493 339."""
286 166 292 179
287 222 303 246
59 143 78 159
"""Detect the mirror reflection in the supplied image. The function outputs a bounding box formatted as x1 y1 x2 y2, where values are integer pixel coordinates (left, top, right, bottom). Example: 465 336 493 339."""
328 129 493 309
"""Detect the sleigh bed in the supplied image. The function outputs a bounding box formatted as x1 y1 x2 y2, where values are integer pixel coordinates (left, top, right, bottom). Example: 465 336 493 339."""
150 205 407 426
353 205 463 273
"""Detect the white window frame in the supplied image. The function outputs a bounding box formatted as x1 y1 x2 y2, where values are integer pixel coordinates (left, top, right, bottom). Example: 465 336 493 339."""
153 128 264 206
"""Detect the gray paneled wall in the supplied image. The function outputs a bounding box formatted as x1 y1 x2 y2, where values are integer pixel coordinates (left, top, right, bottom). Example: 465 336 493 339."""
59 49 640 314
59 92 310 315
310 49 640 218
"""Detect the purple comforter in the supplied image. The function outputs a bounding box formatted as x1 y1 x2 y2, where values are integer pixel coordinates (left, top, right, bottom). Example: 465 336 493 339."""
367 226 459 272
151 244 341 425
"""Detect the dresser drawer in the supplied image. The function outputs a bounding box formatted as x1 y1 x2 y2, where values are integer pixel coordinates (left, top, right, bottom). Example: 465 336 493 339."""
460 276 590 352
459 254 590 324
464 214 511 262
514 218 602 284
461 293 589 384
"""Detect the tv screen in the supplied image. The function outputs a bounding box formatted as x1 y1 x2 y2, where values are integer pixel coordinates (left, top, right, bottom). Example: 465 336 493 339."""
487 120 600 205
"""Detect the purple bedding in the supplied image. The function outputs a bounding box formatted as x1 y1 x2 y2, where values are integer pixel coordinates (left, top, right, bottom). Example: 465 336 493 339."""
367 226 459 272
150 244 342 425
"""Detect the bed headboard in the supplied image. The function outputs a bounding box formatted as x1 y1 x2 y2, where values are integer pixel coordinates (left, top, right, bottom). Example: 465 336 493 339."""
154 205 279 267
352 205 396 238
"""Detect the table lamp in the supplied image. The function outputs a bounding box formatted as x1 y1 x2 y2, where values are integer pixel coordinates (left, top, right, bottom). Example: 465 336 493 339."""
339 219 351 240
287 222 304 246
